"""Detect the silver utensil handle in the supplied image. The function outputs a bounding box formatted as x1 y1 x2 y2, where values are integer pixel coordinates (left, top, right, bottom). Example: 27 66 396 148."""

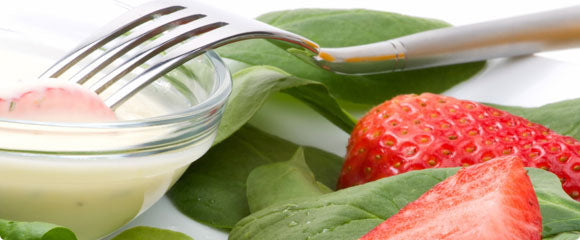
317 6 580 74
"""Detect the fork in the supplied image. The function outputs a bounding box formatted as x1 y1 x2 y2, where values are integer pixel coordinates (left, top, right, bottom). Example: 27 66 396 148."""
40 0 580 109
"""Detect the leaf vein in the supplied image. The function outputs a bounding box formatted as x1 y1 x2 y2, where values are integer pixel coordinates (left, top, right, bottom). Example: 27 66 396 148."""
235 202 383 230
307 218 378 239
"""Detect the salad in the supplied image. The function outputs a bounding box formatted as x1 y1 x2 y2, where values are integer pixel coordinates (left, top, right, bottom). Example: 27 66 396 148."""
2 3 580 240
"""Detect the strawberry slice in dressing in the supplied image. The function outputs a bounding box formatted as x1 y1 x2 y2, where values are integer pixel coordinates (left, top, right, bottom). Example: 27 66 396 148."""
0 79 117 122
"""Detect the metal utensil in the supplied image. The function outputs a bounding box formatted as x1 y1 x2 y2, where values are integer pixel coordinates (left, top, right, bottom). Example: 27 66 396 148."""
41 0 580 109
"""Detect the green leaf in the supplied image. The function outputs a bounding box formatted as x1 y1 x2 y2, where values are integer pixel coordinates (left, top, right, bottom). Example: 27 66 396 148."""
217 9 485 105
229 168 580 240
298 145 344 191
281 84 356 134
111 226 193 240
167 125 343 229
214 66 355 144
494 98 580 140
528 169 580 237
230 168 458 240
543 232 580 240
0 219 77 240
246 147 332 213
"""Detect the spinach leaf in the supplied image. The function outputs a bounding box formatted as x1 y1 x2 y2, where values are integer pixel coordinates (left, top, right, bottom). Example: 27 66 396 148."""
246 148 332 213
215 66 355 144
0 219 77 240
494 98 580 140
528 169 580 237
167 125 343 229
111 226 192 240
229 168 580 240
281 84 356 134
230 168 458 240
217 9 485 105
543 232 580 240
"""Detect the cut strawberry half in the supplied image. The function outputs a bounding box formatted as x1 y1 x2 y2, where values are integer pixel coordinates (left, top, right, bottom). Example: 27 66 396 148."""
360 156 542 240
0 80 117 122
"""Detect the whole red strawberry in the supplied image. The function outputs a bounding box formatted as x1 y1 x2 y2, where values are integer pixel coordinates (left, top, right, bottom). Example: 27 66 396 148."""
338 93 580 200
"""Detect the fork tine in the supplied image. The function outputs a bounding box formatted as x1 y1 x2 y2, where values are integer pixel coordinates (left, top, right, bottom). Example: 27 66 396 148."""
89 18 228 94
68 10 207 85
103 22 321 109
103 26 251 109
40 1 188 79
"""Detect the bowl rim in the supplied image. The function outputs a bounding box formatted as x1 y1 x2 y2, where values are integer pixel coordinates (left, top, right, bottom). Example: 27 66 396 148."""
0 50 232 129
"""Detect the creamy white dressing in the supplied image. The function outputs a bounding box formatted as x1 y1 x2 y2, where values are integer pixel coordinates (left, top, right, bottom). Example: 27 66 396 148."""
0 40 214 240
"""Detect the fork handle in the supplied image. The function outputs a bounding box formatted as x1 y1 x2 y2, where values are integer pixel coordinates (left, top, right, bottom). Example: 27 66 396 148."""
316 5 580 74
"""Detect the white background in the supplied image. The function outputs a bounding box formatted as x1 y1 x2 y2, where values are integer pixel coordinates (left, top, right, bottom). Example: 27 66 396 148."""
2 0 579 64
1 0 580 239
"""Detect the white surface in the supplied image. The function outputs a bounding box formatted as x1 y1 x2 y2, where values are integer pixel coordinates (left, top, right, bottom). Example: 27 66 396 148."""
1 0 579 239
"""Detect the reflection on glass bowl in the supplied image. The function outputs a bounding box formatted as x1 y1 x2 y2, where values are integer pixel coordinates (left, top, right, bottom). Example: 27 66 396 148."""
0 4 232 239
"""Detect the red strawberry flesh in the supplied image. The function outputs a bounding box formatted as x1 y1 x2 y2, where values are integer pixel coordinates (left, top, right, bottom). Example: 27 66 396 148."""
359 156 542 240
0 80 116 122
339 93 580 200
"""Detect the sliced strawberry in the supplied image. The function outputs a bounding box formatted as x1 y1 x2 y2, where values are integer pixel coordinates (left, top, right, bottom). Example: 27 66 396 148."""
360 156 542 240
0 80 116 122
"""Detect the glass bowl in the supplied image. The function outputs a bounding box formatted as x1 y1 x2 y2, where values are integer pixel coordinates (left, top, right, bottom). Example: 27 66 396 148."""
0 3 232 240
